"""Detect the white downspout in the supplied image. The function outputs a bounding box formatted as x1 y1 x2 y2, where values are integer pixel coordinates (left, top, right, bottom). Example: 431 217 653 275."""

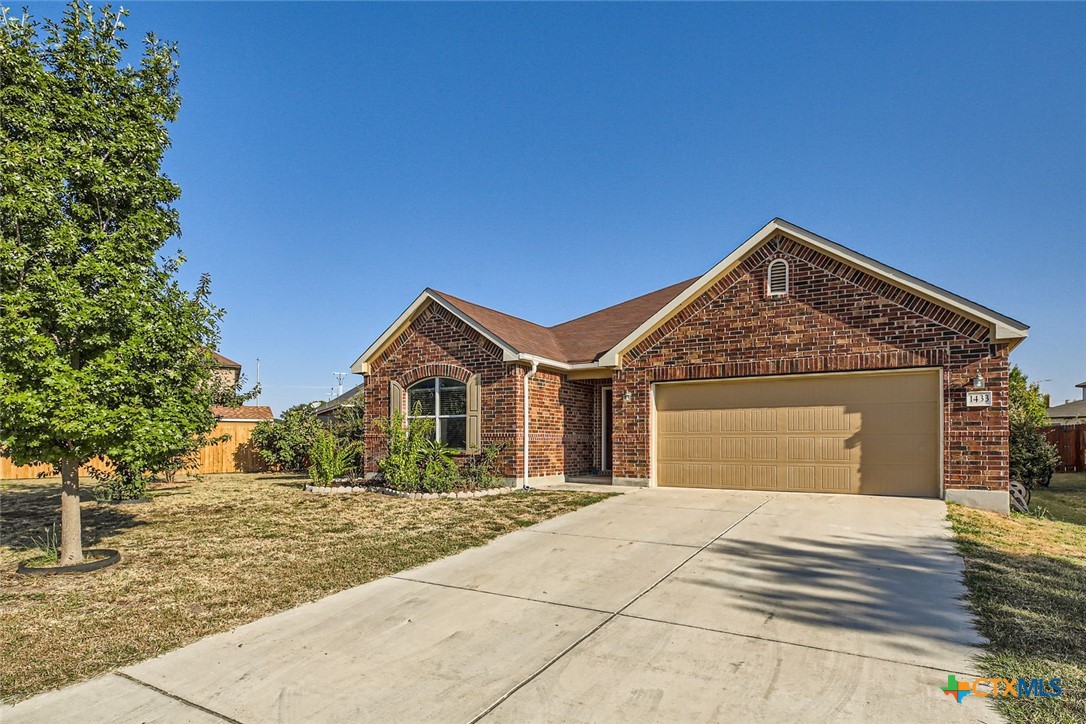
520 356 539 488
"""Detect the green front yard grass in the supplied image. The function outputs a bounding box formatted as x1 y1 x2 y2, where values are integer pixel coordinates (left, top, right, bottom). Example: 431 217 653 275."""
0 474 612 703
949 472 1086 723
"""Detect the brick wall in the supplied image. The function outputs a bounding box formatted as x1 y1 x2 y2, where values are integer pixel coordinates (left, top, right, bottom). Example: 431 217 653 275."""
613 234 1010 492
363 303 522 477
527 371 601 477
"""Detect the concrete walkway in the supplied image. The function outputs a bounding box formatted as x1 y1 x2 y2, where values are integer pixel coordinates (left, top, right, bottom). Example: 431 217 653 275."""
4 488 999 723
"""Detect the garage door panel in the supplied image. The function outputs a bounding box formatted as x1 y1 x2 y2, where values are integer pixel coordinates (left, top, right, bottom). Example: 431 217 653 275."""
718 437 748 460
819 466 853 491
784 466 817 490
786 438 816 461
750 438 777 460
750 410 777 432
715 464 749 487
655 371 939 497
787 409 818 432
687 437 712 459
717 409 749 432
819 437 856 462
659 438 685 459
852 403 938 434
751 465 777 488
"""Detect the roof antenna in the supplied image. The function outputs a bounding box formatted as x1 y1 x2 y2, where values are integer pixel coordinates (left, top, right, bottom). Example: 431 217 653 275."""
333 371 347 397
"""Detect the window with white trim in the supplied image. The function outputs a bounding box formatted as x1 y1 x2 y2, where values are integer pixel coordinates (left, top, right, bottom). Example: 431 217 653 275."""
767 258 789 296
407 378 467 449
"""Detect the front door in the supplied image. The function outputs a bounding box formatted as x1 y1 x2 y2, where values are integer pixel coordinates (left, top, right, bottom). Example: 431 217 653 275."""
601 388 613 472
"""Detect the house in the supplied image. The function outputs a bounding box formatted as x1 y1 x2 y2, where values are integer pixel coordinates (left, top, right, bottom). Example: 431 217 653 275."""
1047 382 1086 425
315 384 364 424
352 219 1028 513
212 351 243 387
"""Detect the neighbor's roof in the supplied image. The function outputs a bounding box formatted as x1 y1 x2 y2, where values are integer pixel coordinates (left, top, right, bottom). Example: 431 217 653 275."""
352 218 1030 373
315 384 364 416
212 352 242 369
212 405 273 421
1048 399 1086 419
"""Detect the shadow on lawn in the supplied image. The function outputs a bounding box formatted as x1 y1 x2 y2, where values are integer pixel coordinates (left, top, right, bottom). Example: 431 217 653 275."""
0 482 145 550
958 542 1086 668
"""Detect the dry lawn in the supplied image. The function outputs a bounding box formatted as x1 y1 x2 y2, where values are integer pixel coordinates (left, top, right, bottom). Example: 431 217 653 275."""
949 472 1086 723
0 473 611 703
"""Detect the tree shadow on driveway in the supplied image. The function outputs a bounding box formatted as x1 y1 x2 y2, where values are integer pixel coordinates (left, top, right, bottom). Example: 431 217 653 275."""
674 530 984 664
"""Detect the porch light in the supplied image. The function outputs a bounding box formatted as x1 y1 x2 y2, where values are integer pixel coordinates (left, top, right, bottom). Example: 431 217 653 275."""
622 391 633 403
972 374 985 390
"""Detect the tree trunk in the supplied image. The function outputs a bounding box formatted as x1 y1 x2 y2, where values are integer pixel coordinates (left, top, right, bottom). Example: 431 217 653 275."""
59 458 83 566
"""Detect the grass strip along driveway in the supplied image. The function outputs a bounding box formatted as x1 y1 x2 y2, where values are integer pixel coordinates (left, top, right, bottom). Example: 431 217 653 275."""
949 472 1086 723
0 474 610 703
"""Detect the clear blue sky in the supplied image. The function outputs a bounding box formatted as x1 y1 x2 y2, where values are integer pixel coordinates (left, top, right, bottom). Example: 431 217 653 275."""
33 2 1086 413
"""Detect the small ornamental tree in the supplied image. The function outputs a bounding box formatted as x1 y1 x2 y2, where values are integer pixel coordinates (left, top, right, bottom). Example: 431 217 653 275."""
0 3 221 564
251 404 322 472
1008 366 1059 488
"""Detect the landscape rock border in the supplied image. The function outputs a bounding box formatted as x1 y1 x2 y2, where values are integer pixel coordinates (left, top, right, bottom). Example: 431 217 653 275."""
303 483 516 499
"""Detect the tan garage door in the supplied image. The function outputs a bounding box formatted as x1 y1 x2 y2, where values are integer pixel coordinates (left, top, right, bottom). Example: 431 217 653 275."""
655 370 940 497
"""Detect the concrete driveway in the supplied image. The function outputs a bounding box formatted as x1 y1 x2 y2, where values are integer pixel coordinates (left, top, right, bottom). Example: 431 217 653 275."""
5 488 998 723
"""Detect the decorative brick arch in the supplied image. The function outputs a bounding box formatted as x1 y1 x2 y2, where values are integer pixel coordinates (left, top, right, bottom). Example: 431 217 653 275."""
401 363 472 387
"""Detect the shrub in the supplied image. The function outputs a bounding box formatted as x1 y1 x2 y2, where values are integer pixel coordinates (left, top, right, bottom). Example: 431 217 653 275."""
1010 423 1059 489
307 429 360 486
251 404 322 472
461 444 507 491
375 406 468 493
419 439 459 493
1008 366 1059 489
329 404 366 475
375 409 433 491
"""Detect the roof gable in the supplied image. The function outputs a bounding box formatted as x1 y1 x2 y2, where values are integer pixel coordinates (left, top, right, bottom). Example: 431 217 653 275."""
596 218 1029 366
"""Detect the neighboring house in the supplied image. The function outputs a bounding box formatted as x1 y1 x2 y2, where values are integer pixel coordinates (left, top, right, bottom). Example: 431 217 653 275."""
315 384 364 424
352 219 1028 513
1047 382 1086 425
212 351 243 387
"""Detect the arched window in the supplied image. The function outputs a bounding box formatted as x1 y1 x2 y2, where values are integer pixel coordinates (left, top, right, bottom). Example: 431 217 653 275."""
767 258 789 296
407 378 467 449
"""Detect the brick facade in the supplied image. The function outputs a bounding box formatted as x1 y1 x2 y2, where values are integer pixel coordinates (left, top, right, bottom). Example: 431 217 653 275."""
612 234 1009 493
365 304 613 481
526 371 604 477
363 232 1012 496
363 304 523 477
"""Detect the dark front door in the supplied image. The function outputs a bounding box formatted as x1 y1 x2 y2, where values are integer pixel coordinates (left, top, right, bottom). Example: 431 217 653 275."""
602 388 613 472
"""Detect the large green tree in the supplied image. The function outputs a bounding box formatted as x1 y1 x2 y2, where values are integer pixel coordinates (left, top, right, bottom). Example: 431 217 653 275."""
0 2 220 564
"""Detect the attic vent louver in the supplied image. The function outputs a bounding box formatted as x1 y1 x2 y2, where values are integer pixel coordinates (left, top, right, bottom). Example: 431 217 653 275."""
767 259 789 296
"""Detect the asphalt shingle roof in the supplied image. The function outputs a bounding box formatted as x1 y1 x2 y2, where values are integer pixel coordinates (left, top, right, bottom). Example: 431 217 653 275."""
430 278 697 364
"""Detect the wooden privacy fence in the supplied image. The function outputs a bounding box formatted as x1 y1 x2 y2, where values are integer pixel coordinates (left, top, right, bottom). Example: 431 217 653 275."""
1 420 266 480
1040 424 1086 472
